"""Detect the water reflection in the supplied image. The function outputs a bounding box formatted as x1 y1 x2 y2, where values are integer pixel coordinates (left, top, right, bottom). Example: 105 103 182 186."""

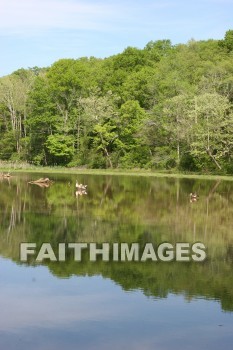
0 256 233 350
1 173 233 348
0 173 233 311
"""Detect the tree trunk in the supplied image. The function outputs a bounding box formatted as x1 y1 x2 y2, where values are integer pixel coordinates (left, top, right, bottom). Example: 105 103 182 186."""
206 148 222 169
104 147 113 168
177 142 180 165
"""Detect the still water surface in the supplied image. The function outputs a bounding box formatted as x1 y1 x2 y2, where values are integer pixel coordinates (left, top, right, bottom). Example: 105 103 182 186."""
0 173 233 350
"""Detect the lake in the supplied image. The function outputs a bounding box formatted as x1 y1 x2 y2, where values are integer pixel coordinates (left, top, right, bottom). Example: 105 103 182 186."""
0 172 233 350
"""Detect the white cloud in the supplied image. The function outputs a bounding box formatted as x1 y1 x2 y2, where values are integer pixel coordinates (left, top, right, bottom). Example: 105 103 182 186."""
0 0 184 36
0 0 116 34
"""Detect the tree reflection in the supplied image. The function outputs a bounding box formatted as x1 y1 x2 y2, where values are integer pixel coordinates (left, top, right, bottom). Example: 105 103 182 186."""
0 173 233 311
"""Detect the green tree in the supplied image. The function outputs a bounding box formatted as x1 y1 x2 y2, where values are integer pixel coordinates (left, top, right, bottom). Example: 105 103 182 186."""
118 100 150 167
45 134 75 164
162 94 193 167
0 70 35 158
77 89 120 167
223 30 233 52
190 93 233 170
27 76 58 164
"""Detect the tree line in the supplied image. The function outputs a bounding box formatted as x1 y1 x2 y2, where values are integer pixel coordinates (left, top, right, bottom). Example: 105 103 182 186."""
0 30 233 172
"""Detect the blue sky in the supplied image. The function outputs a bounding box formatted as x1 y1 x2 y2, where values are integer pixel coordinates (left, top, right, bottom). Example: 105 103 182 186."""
1 0 232 77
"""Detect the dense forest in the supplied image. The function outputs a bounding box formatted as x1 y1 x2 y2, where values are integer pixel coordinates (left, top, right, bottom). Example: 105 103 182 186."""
0 30 233 172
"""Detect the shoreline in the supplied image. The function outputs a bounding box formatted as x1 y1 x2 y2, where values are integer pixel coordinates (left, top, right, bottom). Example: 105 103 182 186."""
1 165 233 181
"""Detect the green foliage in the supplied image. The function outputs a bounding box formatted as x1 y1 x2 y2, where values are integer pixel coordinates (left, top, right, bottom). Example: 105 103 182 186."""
179 153 198 172
190 93 233 170
0 30 233 172
45 134 75 164
0 131 16 160
223 30 233 52
112 46 147 72
144 39 173 62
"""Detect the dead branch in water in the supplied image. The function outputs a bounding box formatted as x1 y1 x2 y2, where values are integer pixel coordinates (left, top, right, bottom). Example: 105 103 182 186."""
28 178 53 186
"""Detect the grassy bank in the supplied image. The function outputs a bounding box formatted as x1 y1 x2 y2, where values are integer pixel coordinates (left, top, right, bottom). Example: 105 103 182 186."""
1 162 233 181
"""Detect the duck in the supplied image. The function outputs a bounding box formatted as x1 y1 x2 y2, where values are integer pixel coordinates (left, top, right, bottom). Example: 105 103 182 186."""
189 192 198 202
1 172 11 178
76 181 87 190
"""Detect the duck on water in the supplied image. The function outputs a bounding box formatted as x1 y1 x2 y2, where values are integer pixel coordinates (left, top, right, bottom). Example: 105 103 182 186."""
189 192 199 202
76 181 87 190
75 181 87 197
